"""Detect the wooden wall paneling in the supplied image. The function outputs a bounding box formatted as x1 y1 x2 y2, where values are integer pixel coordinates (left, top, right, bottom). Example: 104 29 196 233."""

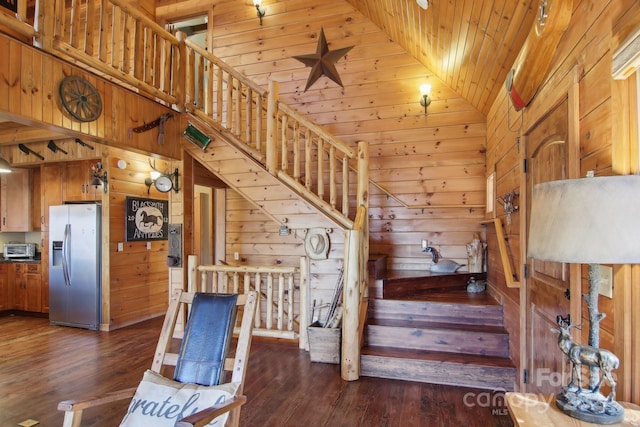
486 0 640 397
611 1 640 401
8 41 21 116
0 34 182 160
103 147 171 329
0 36 8 113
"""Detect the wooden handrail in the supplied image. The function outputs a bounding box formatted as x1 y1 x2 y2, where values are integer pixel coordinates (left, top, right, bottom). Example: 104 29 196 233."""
0 12 37 39
493 217 520 288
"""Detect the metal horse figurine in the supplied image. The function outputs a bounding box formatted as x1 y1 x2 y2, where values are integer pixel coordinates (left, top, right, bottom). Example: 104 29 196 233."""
553 315 619 401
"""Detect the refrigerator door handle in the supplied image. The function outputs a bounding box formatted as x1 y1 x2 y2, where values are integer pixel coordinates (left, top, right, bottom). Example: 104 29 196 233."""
63 223 71 286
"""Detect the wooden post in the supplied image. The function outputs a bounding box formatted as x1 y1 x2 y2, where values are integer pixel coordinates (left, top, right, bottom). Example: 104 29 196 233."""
265 80 279 173
356 141 369 208
342 228 361 381
187 255 197 292
298 256 309 350
174 31 187 113
33 0 52 49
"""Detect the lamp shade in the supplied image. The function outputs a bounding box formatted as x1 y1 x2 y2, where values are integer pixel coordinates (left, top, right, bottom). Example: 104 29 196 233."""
0 157 12 173
528 175 640 264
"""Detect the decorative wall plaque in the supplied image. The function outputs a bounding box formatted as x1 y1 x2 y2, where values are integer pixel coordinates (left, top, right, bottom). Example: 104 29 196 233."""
125 197 169 241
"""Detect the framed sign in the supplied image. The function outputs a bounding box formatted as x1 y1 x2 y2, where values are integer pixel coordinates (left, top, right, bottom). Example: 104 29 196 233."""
125 197 169 241
0 0 17 13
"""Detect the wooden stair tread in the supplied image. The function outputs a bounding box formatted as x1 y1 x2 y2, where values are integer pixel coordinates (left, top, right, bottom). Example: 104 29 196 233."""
361 345 515 368
366 318 508 334
376 289 500 305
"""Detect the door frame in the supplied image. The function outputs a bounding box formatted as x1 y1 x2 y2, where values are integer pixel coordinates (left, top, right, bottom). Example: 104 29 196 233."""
518 79 582 392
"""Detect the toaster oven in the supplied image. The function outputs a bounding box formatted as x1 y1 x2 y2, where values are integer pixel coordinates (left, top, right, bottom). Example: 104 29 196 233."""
3 243 36 259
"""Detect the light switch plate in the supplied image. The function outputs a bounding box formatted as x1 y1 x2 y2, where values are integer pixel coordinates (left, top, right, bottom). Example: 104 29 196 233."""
117 242 123 252
598 265 613 298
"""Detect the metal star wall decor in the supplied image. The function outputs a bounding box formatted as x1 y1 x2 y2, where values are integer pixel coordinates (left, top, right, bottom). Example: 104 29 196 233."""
293 28 354 92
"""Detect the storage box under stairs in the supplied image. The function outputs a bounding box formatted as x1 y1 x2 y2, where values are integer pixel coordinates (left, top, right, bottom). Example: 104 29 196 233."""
361 274 516 391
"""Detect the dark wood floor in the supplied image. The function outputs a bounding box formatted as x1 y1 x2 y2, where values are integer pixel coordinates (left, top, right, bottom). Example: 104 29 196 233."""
0 313 514 427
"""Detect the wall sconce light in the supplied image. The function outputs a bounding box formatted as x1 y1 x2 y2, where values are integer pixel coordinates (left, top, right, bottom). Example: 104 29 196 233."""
90 162 108 193
145 159 180 194
253 0 266 25
419 84 432 115
183 123 212 151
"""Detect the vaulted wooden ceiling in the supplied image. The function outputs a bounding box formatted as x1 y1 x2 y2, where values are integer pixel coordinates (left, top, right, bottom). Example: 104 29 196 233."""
345 0 538 115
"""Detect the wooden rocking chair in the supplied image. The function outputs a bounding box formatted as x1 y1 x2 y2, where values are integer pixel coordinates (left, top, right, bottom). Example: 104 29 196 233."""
58 289 257 427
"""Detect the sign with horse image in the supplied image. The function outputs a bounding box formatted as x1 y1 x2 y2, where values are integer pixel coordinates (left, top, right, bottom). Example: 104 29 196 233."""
126 197 169 241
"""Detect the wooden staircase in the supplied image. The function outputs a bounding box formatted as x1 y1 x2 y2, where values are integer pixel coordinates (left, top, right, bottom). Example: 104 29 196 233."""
182 128 341 230
361 272 516 391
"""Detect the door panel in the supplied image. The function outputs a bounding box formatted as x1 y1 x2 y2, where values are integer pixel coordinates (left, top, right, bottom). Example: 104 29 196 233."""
525 98 571 394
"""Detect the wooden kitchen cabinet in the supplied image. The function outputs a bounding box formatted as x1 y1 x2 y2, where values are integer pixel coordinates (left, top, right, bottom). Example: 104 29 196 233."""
1 168 30 231
63 160 102 202
0 264 8 311
10 263 42 313
30 167 42 231
41 163 64 231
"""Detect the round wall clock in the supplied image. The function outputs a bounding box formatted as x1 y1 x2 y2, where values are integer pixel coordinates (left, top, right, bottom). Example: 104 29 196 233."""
154 175 174 193
59 76 103 122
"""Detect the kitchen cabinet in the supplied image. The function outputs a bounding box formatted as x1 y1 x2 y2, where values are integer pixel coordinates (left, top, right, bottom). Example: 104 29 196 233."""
10 263 42 313
30 168 42 231
1 168 30 231
63 160 102 202
0 264 8 311
41 164 64 231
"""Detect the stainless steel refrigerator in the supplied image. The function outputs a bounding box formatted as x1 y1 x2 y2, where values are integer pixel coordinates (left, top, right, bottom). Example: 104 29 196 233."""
49 204 101 330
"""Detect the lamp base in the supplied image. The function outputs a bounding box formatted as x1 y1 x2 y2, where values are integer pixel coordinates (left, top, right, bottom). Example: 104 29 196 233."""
556 387 624 425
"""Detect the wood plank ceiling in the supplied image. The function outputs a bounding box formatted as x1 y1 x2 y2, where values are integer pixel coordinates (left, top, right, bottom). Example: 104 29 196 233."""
345 0 538 115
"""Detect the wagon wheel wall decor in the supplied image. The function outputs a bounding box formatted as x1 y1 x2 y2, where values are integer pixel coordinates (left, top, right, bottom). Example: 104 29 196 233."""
59 76 103 122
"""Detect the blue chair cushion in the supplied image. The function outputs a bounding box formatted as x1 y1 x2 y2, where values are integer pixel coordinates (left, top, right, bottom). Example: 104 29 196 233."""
173 293 238 386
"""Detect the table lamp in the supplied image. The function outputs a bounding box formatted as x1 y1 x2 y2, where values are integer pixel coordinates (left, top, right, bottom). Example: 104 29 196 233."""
528 174 640 424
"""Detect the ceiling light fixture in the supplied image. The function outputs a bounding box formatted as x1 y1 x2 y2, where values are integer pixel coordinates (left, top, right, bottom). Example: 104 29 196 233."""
419 84 432 115
253 0 266 25
416 0 428 10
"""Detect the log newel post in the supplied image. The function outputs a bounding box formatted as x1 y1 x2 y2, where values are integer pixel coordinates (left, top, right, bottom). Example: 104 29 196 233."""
342 228 361 381
266 80 279 174
298 256 310 350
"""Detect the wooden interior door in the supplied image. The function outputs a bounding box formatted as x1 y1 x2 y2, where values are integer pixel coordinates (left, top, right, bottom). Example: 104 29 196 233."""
194 185 214 265
525 98 572 394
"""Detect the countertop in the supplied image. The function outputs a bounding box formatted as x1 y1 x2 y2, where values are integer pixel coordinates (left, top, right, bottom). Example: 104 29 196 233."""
0 257 41 264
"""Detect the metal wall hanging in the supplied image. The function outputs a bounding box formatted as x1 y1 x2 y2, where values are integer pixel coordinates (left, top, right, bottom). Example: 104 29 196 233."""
293 28 354 92
128 113 173 145
497 189 519 224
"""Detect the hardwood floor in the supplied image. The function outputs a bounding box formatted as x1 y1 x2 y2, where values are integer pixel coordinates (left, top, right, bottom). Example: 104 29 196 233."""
0 313 514 426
